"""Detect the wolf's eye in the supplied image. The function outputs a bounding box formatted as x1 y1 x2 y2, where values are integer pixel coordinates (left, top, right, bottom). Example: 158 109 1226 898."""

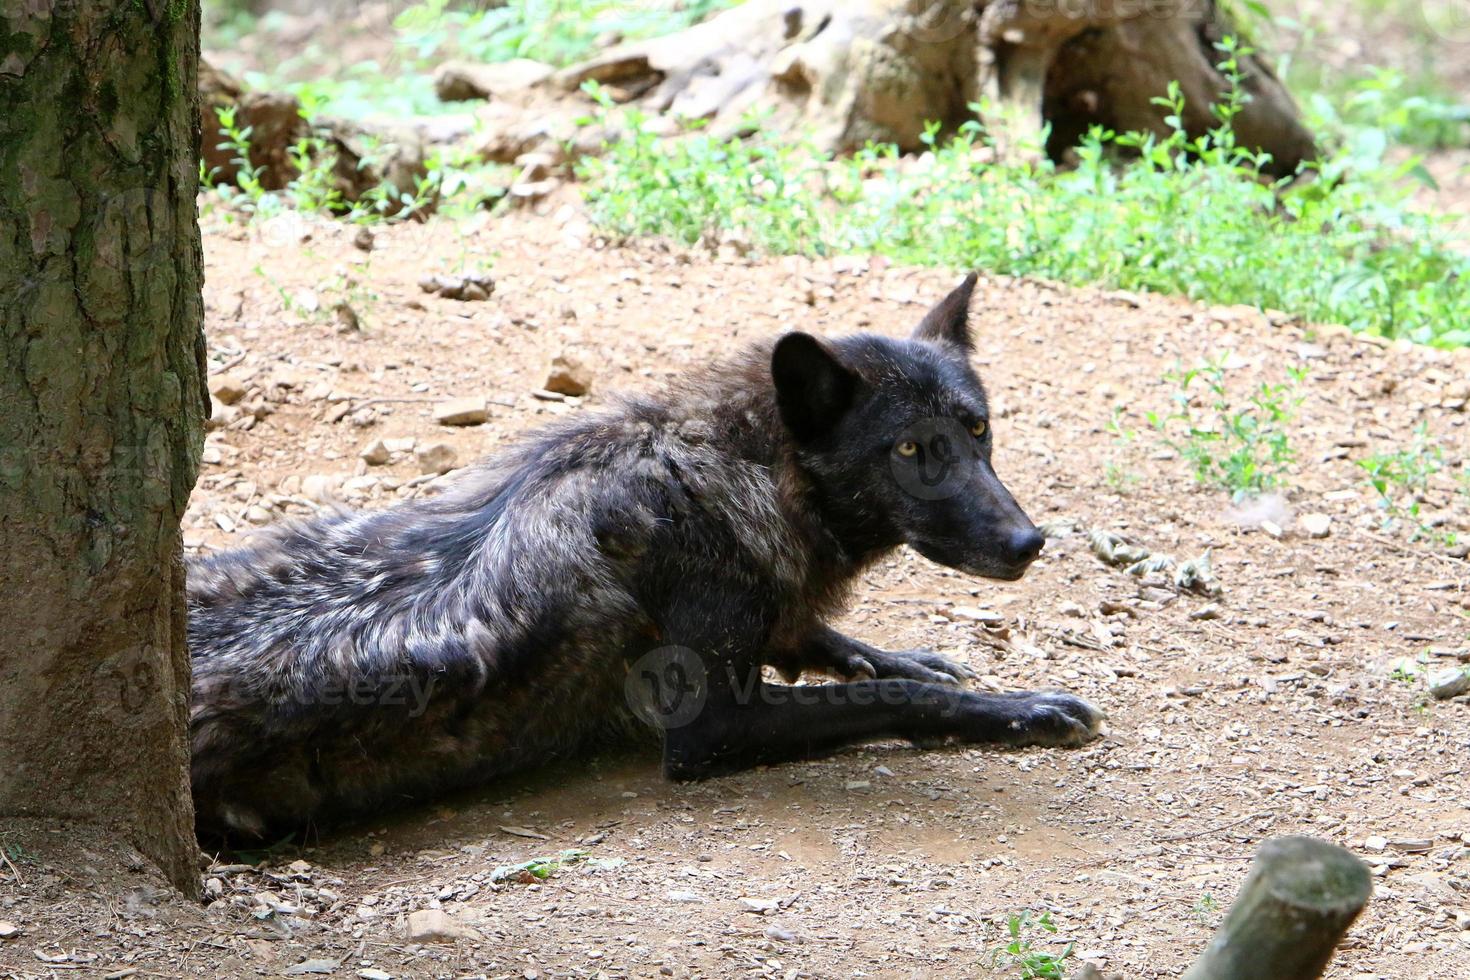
970 420 988 438
896 441 919 457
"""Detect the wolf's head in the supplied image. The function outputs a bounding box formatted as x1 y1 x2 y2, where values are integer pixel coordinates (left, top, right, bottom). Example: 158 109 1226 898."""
772 273 1043 580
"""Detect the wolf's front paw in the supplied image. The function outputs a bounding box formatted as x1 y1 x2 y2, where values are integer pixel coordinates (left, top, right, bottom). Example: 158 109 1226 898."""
1005 691 1105 747
865 648 977 685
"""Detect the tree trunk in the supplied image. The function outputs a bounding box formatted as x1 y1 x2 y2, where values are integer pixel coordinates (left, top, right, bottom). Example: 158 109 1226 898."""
555 0 1315 175
0 0 207 897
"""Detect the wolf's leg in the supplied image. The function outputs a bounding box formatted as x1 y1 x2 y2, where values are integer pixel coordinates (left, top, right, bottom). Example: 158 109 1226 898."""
663 672 1104 779
773 624 977 685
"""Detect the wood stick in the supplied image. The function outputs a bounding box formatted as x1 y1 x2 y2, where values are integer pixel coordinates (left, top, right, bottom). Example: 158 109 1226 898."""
1182 836 1371 980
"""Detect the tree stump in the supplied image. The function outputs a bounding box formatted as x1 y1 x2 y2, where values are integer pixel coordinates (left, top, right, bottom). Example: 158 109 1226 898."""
1182 836 1372 980
555 0 1316 174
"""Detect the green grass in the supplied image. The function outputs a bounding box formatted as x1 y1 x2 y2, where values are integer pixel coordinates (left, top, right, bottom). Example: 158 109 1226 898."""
206 1 736 121
1357 424 1458 545
394 0 735 67
1148 356 1307 500
579 43 1470 349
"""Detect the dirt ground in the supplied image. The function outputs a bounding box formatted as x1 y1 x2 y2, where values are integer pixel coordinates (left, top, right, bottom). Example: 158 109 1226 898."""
1 197 1468 979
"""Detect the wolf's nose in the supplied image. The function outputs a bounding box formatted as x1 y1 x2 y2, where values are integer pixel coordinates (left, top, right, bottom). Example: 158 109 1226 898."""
1007 528 1045 564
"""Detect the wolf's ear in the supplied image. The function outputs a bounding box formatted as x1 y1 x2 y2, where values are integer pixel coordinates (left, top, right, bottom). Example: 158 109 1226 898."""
911 272 978 351
772 332 857 442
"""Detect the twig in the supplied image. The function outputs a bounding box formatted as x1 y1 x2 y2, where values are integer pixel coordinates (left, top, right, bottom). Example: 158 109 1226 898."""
0 845 23 884
1364 532 1468 569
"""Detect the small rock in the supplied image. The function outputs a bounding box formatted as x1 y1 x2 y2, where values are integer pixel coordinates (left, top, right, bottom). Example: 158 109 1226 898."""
360 439 391 465
544 354 592 397
419 272 494 302
1431 668 1470 701
353 227 375 252
434 396 489 427
283 960 337 975
738 897 780 914
302 474 342 502
210 373 249 405
666 890 701 903
206 401 239 431
358 970 393 980
0 921 19 939
406 908 476 943
245 505 272 525
200 445 223 465
1301 512 1332 538
415 442 457 475
335 302 360 334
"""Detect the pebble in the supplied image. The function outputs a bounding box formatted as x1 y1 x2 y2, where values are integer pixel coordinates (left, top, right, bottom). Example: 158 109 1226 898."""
360 439 391 465
209 374 249 405
415 442 458 475
302 474 342 502
406 908 476 943
283 960 337 975
358 971 392 980
738 897 780 914
419 272 494 302
0 921 18 939
544 354 592 397
335 302 360 334
434 396 490 426
1301 512 1332 538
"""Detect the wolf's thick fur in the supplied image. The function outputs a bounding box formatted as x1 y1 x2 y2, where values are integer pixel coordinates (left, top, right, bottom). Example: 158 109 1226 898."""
188 275 1102 837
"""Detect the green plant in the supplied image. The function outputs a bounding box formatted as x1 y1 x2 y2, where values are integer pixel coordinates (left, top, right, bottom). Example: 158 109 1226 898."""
989 910 1074 979
580 41 1470 348
490 848 589 883
1147 356 1307 499
212 105 270 209
1103 407 1141 493
1192 893 1220 926
1357 425 1449 542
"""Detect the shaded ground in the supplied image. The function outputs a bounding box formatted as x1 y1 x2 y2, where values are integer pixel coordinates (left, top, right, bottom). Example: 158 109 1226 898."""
1 203 1467 978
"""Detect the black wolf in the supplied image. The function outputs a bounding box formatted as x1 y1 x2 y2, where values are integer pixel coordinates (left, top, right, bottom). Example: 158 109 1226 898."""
188 274 1103 837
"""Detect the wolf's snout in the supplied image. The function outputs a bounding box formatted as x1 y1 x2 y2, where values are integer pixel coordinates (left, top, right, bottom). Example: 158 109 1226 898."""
1002 526 1045 567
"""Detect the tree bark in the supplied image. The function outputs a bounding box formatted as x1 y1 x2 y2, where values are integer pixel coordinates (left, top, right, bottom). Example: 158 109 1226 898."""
0 0 207 897
1182 836 1372 980
554 0 1316 175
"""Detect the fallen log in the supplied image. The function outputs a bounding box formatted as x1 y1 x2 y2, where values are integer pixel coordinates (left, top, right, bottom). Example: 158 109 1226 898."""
1181 836 1372 980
